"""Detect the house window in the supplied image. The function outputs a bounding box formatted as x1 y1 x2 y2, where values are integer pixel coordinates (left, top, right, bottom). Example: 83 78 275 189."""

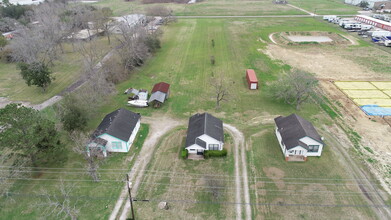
208 144 219 150
112 142 122 150
308 145 319 152
190 149 196 151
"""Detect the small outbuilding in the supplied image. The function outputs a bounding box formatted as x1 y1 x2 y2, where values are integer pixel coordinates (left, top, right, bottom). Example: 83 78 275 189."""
148 82 170 108
246 69 258 90
88 108 141 157
274 114 324 162
185 113 224 155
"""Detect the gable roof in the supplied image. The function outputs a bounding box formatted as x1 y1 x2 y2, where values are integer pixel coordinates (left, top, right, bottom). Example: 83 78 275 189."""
274 114 323 150
148 91 166 103
151 82 170 94
93 108 141 142
185 113 224 148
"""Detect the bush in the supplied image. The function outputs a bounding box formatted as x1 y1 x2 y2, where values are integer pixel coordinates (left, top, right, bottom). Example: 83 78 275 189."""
181 149 188 159
204 149 227 159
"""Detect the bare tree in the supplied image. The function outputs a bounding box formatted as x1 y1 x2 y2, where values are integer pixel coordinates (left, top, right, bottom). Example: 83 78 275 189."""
91 7 113 44
69 132 102 182
34 179 80 220
115 24 150 72
75 39 104 74
269 70 318 110
210 74 232 109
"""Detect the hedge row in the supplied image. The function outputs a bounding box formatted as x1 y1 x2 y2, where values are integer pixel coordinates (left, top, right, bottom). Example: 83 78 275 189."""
204 149 227 158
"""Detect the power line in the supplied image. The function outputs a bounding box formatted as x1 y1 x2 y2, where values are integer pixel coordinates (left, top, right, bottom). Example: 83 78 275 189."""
0 165 382 181
3 192 390 208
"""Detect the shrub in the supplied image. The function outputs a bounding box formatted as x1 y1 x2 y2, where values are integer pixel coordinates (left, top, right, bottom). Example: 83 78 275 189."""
181 149 188 159
204 149 227 159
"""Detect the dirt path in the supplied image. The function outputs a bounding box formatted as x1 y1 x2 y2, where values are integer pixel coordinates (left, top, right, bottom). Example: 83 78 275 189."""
224 124 252 220
110 115 185 220
287 4 316 16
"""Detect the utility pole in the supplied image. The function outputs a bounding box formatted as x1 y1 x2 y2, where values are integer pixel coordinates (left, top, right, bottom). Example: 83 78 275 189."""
126 174 135 220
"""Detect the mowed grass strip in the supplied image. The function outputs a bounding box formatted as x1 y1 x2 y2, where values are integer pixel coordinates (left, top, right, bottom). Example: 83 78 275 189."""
354 98 391 107
370 81 391 90
93 0 305 17
335 81 377 90
289 0 360 15
343 89 390 99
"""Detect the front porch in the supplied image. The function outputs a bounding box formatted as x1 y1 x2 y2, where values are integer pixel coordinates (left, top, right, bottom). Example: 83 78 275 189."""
188 154 205 160
286 155 307 162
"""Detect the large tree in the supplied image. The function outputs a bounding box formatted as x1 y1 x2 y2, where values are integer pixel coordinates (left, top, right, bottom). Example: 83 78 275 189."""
18 61 55 92
0 103 61 166
269 70 318 110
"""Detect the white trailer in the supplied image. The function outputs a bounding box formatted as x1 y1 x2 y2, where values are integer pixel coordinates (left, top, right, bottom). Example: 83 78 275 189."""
339 18 356 27
323 15 337 21
361 24 372 31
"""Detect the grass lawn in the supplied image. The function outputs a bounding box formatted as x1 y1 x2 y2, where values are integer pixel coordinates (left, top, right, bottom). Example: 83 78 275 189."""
246 124 377 219
2 16 383 218
135 129 236 219
289 0 360 15
1 123 149 219
0 37 113 104
93 0 306 16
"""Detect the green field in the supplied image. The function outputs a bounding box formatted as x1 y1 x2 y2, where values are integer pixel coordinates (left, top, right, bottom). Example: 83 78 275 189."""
93 0 359 17
289 0 360 15
246 125 377 219
135 129 236 219
94 0 306 16
1 12 383 220
0 37 113 104
1 123 149 219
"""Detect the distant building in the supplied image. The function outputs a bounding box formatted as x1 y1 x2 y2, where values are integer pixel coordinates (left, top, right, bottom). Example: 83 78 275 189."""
110 14 147 34
344 0 388 8
2 0 44 5
374 1 391 10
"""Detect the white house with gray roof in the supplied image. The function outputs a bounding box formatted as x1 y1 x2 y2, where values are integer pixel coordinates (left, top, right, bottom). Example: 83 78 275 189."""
88 108 141 157
274 114 324 162
185 113 224 155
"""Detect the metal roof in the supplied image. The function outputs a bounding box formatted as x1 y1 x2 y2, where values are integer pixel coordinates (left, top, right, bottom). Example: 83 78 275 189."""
151 82 170 93
274 114 323 150
246 69 258 82
148 91 166 103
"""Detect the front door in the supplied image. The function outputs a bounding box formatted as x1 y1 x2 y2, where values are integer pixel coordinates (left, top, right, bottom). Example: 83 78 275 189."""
197 150 204 155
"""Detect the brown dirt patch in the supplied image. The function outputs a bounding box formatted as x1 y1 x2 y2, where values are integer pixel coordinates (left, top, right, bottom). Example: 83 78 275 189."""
275 31 351 46
264 45 386 80
263 167 285 189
